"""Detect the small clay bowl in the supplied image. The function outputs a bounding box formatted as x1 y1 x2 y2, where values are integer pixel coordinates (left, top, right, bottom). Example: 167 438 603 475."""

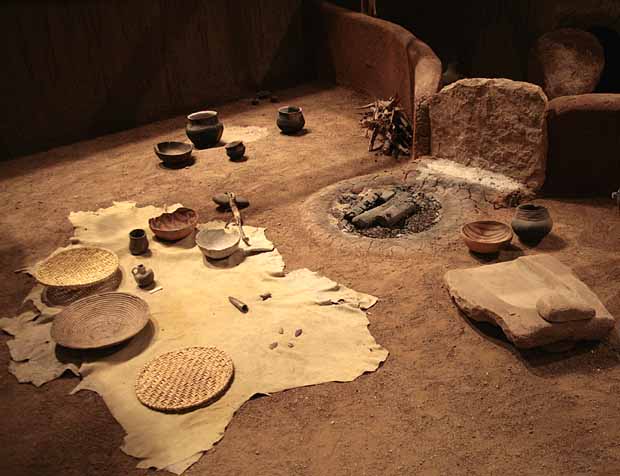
154 141 193 165
196 228 240 259
225 141 246 161
461 220 513 254
149 207 198 241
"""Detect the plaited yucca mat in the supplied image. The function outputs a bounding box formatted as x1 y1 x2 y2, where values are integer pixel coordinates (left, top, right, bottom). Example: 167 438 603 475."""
34 247 119 287
43 269 123 307
51 292 150 349
135 347 234 413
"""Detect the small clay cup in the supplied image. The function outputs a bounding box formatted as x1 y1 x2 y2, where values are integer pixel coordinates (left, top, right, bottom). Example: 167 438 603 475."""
225 141 246 161
129 229 149 255
511 204 553 245
276 106 305 134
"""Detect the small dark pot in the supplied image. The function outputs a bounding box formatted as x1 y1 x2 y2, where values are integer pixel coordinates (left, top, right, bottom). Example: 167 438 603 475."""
225 140 245 160
132 264 155 288
129 229 149 255
276 106 305 134
186 110 224 149
511 204 553 244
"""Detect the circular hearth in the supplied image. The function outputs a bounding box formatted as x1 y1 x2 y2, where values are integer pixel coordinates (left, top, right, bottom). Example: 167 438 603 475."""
334 186 442 238
299 169 487 256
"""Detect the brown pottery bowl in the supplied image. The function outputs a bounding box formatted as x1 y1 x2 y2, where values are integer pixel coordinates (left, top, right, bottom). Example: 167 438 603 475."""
154 141 193 165
461 220 513 254
149 207 198 241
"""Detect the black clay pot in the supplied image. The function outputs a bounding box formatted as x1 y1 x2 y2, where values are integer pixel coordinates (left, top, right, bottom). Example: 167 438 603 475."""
185 110 224 149
129 228 149 255
511 204 553 244
225 140 245 160
276 106 305 134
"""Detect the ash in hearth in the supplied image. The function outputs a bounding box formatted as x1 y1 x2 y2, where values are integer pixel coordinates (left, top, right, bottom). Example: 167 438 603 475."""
334 186 442 238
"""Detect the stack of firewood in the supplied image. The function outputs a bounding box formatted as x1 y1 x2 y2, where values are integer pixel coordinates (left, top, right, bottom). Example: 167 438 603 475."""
358 96 412 159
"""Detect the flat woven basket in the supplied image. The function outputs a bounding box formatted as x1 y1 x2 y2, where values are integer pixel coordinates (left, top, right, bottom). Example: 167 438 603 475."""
34 247 119 287
43 269 123 307
135 347 234 413
51 292 150 349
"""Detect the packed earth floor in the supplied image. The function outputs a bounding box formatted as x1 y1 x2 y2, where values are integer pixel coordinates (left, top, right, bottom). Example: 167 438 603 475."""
1 84 620 476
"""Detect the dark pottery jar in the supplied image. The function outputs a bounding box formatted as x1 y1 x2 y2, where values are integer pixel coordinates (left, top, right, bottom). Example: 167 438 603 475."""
129 228 149 255
511 204 553 244
185 110 224 149
225 140 245 160
276 106 305 134
132 264 154 288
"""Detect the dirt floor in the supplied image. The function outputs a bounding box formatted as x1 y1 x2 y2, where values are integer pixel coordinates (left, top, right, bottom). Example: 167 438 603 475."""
2 83 620 476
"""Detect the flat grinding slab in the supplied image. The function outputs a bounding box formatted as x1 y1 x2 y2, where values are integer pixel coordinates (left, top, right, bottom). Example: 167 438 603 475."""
444 254 615 349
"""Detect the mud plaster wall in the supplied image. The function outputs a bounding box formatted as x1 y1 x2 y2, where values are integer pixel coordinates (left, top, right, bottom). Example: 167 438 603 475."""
0 0 311 159
335 0 620 82
313 1 441 121
545 94 620 196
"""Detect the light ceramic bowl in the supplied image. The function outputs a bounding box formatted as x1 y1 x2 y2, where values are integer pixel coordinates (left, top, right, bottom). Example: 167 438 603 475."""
461 220 513 254
196 228 241 260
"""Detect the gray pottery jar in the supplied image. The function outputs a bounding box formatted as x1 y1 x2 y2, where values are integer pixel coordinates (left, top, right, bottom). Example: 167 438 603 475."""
511 204 553 244
132 264 155 288
186 110 224 149
276 106 305 134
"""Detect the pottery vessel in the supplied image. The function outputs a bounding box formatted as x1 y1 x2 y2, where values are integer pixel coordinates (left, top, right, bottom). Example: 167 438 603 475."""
196 228 240 260
129 229 149 255
148 207 198 241
225 140 245 160
132 264 154 288
461 220 513 254
276 106 305 134
511 204 553 244
185 110 224 148
154 141 193 165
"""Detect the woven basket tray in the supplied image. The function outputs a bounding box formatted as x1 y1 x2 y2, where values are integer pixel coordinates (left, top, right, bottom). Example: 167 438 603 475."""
35 247 119 288
135 347 234 413
51 292 150 349
43 269 123 307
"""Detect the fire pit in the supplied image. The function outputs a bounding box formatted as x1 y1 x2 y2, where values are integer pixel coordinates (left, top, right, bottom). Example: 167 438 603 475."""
300 166 497 258
334 185 442 238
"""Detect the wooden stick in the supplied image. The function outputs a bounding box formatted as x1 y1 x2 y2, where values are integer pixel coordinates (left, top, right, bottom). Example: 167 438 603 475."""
227 192 250 245
351 191 417 228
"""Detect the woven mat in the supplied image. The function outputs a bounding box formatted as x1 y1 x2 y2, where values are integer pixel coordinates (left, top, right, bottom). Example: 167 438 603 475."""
43 269 123 307
1 201 387 474
136 347 233 412
34 247 119 287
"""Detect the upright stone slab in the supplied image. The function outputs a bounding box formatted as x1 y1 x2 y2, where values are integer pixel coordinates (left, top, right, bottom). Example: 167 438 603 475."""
528 28 604 100
429 78 548 191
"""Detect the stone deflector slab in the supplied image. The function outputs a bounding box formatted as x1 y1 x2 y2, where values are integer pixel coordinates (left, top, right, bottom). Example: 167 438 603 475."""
444 255 614 349
429 78 548 191
528 28 604 100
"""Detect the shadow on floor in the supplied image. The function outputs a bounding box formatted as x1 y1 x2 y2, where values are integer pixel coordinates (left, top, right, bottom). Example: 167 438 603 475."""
460 311 620 377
